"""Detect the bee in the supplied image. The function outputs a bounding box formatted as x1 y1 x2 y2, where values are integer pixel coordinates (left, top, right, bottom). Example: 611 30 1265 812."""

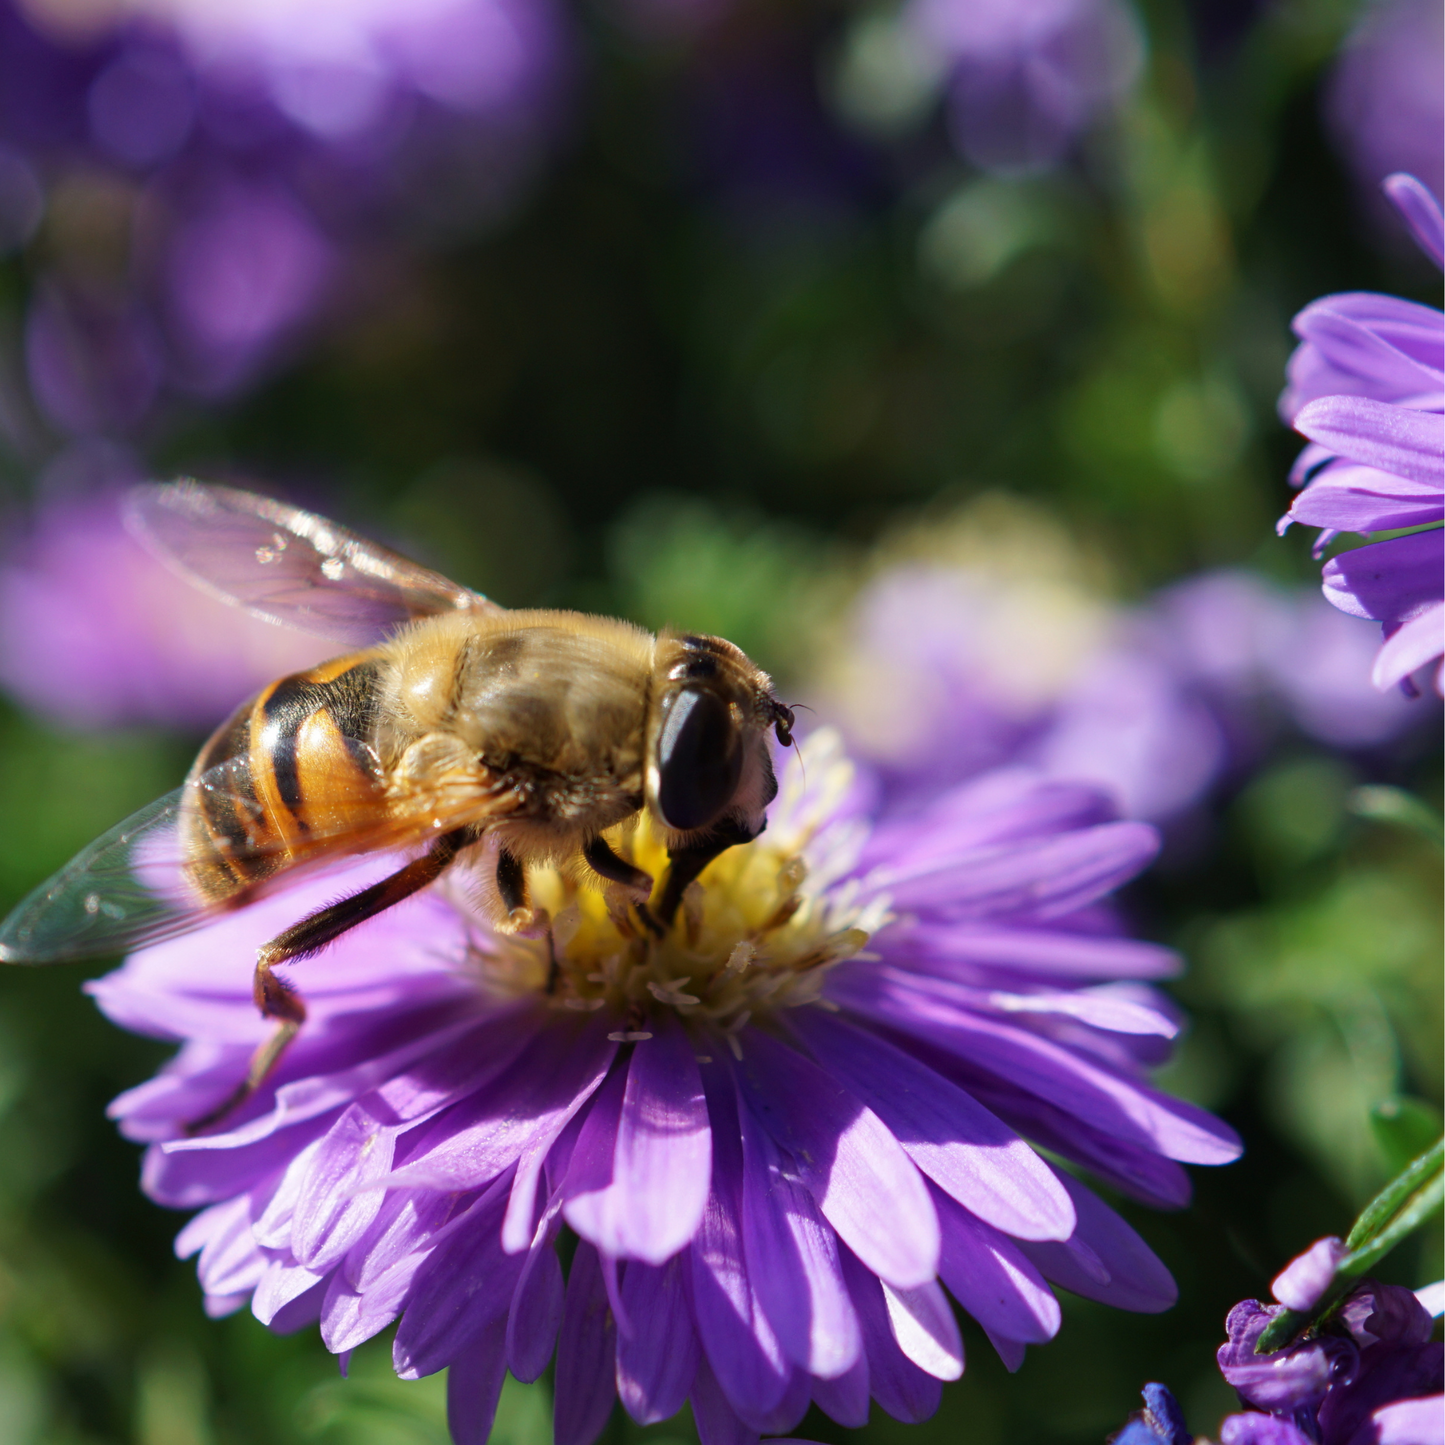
0 481 795 1127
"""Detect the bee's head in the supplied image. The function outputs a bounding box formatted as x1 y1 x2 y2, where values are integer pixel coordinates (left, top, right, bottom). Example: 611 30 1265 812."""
646 632 787 843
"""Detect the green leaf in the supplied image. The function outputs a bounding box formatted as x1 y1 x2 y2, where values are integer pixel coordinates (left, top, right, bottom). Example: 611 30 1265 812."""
1348 786 1444 852
1255 1135 1443 1355
1371 1097 1445 1176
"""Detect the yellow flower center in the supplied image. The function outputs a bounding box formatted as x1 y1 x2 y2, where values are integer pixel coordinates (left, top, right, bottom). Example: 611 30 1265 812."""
470 735 887 1050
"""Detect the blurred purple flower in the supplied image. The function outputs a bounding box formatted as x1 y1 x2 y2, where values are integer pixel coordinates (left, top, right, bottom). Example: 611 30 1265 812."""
1326 0 1444 220
0 462 333 729
88 732 1239 1444
1216 1277 1442 1445
902 0 1144 172
1113 1382 1193 1445
160 179 337 396
1279 175 1444 696
818 561 1426 828
0 0 572 417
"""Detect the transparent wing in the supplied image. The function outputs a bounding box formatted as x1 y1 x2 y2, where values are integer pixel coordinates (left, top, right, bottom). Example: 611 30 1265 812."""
125 479 501 645
0 758 515 964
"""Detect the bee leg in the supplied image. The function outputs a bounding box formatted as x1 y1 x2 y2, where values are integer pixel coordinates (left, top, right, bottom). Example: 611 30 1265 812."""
582 836 662 938
184 964 307 1135
496 846 530 927
657 818 758 926
184 829 469 1134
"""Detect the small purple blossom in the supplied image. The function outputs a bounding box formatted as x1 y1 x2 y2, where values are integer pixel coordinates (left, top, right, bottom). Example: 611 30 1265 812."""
817 559 1427 827
1271 1237 1347 1313
1278 174 1445 697
0 0 572 414
88 732 1238 1444
901 0 1144 173
0 462 333 729
1216 1277 1443 1445
1325 0 1444 223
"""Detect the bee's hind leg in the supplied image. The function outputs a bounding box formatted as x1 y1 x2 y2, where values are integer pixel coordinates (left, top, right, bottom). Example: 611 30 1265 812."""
184 827 471 1134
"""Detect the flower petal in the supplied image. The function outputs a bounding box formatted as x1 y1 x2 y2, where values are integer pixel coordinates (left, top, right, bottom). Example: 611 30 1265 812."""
881 1279 965 1381
836 967 1242 1165
866 822 1161 921
391 1176 520 1379
1015 1169 1177 1313
1288 461 1445 533
736 1079 861 1379
446 1317 509 1445
789 1011 1073 1242
810 1355 870 1427
933 1188 1060 1344
1321 529 1443 626
616 1256 700 1425
738 1031 939 1288
690 1354 762 1445
507 1199 566 1383
903 924 1183 981
565 1017 711 1266
1374 601 1445 691
1294 396 1445 488
1385 173 1445 271
291 1104 398 1271
839 1249 945 1424
553 1240 619 1445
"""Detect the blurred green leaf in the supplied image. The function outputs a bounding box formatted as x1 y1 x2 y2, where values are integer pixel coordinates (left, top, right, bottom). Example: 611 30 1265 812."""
1349 786 1445 852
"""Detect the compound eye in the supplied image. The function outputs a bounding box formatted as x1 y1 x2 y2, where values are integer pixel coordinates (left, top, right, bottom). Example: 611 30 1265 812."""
656 688 743 832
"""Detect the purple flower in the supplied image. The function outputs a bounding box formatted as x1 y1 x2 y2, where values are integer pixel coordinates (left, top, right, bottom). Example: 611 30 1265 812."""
816 555 1427 828
1114 1382 1193 1445
1271 1237 1346 1313
0 462 334 729
1325 0 1444 223
1216 1279 1443 1445
1278 175 1445 696
0 0 572 415
87 731 1238 1444
901 0 1144 172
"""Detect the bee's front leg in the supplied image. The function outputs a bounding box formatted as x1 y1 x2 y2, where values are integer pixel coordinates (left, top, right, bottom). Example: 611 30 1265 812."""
582 836 662 937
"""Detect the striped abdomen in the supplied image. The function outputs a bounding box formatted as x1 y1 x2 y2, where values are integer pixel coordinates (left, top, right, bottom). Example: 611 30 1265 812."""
182 653 389 903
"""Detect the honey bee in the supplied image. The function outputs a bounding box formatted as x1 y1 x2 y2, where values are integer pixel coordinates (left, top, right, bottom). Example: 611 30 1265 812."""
0 481 795 1126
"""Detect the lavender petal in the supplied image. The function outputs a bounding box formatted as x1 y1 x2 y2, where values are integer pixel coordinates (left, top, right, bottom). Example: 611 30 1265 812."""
880 1279 965 1381
736 1080 862 1379
566 1017 711 1265
789 1011 1074 1243
392 1180 520 1379
839 1249 945 1424
446 1317 510 1445
738 1031 939 1288
553 1241 619 1445
616 1256 700 1425
506 1205 566 1384
1384 172 1445 270
1294 396 1445 487
290 1104 398 1272
934 1188 1061 1344
1016 1169 1177 1313
810 1355 870 1427
690 1354 763 1445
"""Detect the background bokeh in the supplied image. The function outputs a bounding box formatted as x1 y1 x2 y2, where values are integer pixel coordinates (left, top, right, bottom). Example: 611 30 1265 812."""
0 0 1439 1440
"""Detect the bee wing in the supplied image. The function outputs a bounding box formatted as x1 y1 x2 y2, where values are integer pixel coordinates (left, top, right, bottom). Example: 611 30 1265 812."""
0 759 515 965
125 480 502 645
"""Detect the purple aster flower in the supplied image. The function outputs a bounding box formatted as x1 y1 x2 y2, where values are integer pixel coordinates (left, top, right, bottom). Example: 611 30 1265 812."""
0 0 572 414
87 730 1238 1444
817 556 1427 828
1325 0 1444 222
1278 174 1445 697
901 0 1144 173
0 463 333 729
1216 1271 1443 1445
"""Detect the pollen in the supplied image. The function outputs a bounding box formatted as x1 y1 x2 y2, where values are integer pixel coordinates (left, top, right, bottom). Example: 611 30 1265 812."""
471 733 888 1037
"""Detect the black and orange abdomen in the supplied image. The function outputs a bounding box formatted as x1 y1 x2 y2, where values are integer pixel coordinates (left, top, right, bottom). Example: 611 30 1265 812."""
182 653 389 903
